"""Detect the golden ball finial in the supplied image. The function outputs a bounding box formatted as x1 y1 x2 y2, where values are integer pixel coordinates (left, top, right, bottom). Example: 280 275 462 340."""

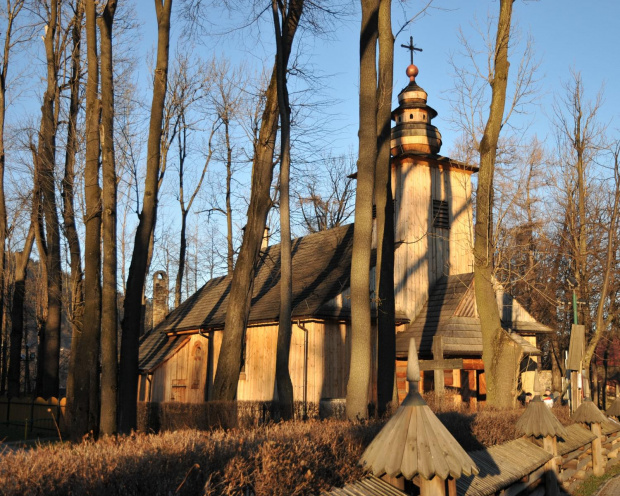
406 64 418 82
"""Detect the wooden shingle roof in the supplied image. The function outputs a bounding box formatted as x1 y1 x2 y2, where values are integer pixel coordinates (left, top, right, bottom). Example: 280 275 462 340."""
140 225 357 371
455 438 551 496
607 397 620 417
360 339 478 482
515 396 568 438
324 476 407 495
572 398 608 425
163 224 355 332
602 419 620 436
395 274 551 358
555 424 596 456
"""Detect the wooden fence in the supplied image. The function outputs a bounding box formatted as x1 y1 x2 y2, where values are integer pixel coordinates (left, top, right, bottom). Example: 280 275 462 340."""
0 396 66 438
328 417 620 495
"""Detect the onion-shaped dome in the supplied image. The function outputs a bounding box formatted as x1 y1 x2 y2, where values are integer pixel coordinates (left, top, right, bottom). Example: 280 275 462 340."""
359 339 478 481
390 64 442 156
572 398 607 425
516 396 568 438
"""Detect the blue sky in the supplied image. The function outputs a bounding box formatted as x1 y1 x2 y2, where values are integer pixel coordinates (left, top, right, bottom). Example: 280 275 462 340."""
8 1 619 288
130 1 620 160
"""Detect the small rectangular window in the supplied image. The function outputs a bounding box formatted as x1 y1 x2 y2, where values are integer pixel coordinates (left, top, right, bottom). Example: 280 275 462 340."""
432 200 450 229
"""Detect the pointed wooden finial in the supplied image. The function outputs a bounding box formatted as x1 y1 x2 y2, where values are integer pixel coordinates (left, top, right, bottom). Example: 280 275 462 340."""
407 338 420 383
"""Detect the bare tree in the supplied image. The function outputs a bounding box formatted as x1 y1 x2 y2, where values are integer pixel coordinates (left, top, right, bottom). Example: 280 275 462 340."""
346 0 379 420
550 72 619 400
62 0 84 426
36 0 63 399
584 144 620 396
99 0 118 436
207 59 246 275
374 0 395 415
296 154 355 234
71 0 102 439
119 0 173 433
473 0 520 408
1 0 26 397
7 222 34 397
168 54 214 308
212 2 304 401
272 0 304 420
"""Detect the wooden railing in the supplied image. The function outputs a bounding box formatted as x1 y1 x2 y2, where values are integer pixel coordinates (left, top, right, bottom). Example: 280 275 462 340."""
327 418 620 495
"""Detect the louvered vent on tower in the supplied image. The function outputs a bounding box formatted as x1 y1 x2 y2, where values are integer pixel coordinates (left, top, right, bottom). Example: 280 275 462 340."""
432 200 449 229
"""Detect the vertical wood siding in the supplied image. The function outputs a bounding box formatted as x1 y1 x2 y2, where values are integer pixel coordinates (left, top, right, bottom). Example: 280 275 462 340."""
148 320 371 404
394 159 473 321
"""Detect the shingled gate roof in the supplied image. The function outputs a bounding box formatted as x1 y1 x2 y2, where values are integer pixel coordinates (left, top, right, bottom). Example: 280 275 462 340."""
360 339 478 482
515 396 568 439
395 273 551 358
139 224 357 372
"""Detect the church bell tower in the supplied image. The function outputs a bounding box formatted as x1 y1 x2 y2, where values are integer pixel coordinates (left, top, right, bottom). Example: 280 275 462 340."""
390 40 477 320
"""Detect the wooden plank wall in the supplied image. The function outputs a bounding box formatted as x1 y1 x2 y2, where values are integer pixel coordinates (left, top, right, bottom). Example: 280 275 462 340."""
448 168 473 275
150 334 210 403
430 166 449 284
237 325 278 401
393 160 473 321
149 320 372 405
394 161 430 320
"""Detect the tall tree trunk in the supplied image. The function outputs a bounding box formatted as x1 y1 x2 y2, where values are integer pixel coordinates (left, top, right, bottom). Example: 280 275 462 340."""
583 147 620 389
175 211 188 308
119 0 172 433
8 224 35 396
212 3 302 402
273 0 304 421
31 150 48 396
212 70 278 402
7 224 34 397
99 0 118 436
346 0 379 420
225 119 234 275
0 0 23 396
72 0 102 439
474 0 520 408
37 0 62 399
175 119 212 308
63 0 84 424
375 0 395 415
174 121 189 308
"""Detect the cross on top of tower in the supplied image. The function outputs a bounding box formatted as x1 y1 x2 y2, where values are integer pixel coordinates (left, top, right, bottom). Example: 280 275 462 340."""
401 36 422 65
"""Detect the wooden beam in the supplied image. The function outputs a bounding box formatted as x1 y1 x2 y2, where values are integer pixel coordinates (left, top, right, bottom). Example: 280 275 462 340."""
420 476 446 496
419 358 464 371
591 422 605 476
433 336 445 396
462 358 485 370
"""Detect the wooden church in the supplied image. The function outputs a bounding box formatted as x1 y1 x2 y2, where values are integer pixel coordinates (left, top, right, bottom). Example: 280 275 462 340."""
137 60 551 407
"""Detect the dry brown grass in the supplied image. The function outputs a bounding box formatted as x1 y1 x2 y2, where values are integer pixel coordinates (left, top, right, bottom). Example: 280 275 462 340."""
0 420 381 496
0 397 573 495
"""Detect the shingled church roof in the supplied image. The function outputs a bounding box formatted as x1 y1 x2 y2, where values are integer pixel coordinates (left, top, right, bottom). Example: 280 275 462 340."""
395 273 552 359
140 224 367 372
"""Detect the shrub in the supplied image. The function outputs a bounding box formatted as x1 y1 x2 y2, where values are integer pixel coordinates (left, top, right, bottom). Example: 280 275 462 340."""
1 399 570 495
137 401 320 433
0 420 381 496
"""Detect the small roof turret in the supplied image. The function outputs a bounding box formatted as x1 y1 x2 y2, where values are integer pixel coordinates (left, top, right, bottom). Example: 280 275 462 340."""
572 397 607 425
390 56 442 156
359 339 478 482
516 396 568 439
